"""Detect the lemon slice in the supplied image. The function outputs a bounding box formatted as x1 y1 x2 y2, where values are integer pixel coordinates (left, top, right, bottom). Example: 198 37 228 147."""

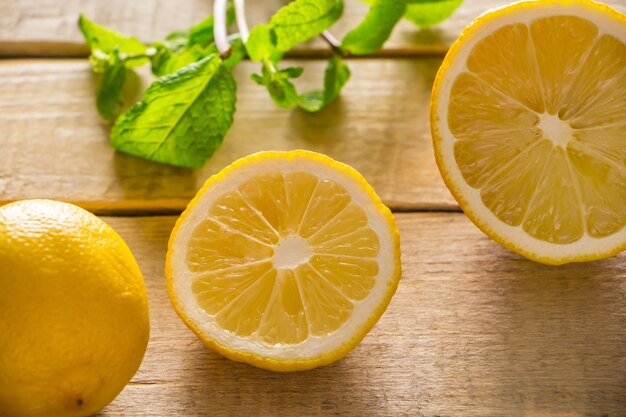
166 151 401 371
431 0 626 265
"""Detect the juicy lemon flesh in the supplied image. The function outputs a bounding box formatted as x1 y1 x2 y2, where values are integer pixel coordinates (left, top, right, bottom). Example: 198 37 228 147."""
186 171 380 346
449 15 626 244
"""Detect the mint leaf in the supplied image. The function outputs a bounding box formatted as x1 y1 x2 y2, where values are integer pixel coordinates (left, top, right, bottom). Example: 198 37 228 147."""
269 0 343 53
341 0 406 55
88 49 111 73
299 55 350 112
162 30 190 54
78 14 148 66
111 55 236 168
152 43 215 76
186 16 217 48
246 24 277 62
246 0 343 61
185 16 216 49
283 67 304 78
403 0 463 27
251 61 301 109
160 3 233 53
268 78 299 109
222 36 247 69
96 50 128 120
162 15 216 53
253 56 349 112
153 35 245 77
152 6 238 77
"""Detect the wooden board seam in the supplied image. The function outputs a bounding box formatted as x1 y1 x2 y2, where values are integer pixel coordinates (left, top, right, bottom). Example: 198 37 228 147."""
0 199 463 217
0 41 449 59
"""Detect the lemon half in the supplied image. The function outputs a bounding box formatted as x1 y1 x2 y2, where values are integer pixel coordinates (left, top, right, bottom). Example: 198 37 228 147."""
431 0 626 264
166 151 401 371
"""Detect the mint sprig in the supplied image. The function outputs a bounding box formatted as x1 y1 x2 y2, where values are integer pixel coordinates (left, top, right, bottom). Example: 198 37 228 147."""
79 0 461 168
247 0 348 112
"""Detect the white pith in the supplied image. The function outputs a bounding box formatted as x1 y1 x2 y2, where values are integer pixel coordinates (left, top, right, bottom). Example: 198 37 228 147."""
435 1 626 261
538 113 575 148
273 235 312 269
169 156 396 360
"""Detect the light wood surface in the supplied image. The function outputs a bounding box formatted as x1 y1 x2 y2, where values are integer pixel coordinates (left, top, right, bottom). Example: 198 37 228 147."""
2 0 625 414
0 58 456 212
96 214 626 417
3 0 624 57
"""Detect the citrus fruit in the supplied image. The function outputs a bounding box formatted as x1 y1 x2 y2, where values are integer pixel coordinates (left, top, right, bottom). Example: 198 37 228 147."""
0 200 149 417
431 0 626 265
166 151 401 371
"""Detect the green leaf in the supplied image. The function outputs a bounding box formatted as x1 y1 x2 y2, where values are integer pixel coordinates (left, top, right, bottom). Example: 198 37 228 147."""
222 36 247 69
187 16 217 47
160 2 234 53
341 0 407 55
162 16 215 53
111 55 236 168
269 0 344 53
152 42 216 77
267 77 300 109
283 67 304 78
246 24 277 62
251 61 301 109
190 2 235 46
152 6 240 77
152 34 245 77
246 0 343 61
162 31 190 54
403 0 463 27
299 54 350 112
88 49 111 73
78 14 148 66
96 51 128 121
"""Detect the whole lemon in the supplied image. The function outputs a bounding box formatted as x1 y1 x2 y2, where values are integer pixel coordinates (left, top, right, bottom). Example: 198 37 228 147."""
0 200 149 417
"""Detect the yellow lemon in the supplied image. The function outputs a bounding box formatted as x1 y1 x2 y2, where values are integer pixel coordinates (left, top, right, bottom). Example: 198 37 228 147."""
166 151 401 371
431 0 626 265
0 200 149 417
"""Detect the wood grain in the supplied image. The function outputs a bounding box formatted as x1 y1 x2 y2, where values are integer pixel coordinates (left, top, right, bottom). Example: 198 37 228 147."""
3 0 625 57
0 58 455 212
96 213 626 417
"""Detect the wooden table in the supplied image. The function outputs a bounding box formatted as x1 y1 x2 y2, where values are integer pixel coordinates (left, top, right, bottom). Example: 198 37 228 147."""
2 1 625 416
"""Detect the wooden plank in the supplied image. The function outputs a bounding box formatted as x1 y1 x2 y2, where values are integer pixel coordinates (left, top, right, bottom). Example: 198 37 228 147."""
0 58 456 212
95 213 626 416
3 0 625 57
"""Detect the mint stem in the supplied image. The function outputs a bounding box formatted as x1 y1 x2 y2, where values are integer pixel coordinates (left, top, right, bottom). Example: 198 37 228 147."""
214 0 230 56
262 57 276 74
320 31 343 55
234 0 249 43
124 47 156 62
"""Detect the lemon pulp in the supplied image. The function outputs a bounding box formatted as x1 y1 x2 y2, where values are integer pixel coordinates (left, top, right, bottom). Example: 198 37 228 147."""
187 171 380 345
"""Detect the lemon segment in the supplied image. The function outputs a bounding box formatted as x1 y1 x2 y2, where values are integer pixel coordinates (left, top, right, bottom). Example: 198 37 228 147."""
432 0 626 264
166 151 401 371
